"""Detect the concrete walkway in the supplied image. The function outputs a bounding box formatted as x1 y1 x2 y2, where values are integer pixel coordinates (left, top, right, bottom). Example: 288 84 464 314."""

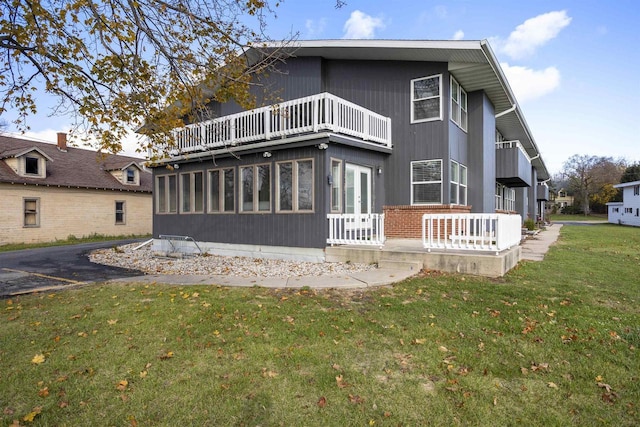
520 223 563 262
110 224 563 289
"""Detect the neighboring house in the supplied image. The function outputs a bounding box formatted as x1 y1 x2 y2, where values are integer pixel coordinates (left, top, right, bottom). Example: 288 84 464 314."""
555 188 574 210
607 180 640 226
147 39 550 260
0 133 153 245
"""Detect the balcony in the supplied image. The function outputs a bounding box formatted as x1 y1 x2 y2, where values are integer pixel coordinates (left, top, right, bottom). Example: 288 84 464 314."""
170 92 392 155
537 183 550 201
495 140 532 187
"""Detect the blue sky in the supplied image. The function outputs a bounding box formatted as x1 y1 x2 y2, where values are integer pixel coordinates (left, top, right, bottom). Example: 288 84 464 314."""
3 0 639 176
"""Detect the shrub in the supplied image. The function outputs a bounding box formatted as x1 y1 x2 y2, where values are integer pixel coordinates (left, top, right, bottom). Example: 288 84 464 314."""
523 218 536 231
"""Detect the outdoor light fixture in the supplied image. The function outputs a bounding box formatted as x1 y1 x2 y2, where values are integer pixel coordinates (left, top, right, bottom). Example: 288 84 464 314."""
318 143 328 150
173 164 180 169
377 166 382 175
263 151 272 158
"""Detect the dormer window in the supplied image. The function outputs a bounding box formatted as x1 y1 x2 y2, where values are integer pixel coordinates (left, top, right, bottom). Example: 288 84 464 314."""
16 150 50 178
25 156 40 175
126 167 137 184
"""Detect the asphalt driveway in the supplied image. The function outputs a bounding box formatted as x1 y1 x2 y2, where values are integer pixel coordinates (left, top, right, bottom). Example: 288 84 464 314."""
0 240 146 297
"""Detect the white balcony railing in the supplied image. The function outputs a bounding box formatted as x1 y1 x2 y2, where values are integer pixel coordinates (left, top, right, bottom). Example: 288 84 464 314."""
422 213 522 254
495 140 531 162
327 213 385 247
172 93 392 154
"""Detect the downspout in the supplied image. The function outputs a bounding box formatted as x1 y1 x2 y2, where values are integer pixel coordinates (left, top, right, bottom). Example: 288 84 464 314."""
495 104 516 118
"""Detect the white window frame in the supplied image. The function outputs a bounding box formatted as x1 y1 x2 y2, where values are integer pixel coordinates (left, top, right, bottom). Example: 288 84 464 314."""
276 159 314 213
208 168 235 213
156 174 178 214
411 159 442 205
115 200 126 224
124 167 139 185
411 75 442 124
240 163 271 213
330 159 342 213
23 197 40 227
450 160 467 205
450 76 467 132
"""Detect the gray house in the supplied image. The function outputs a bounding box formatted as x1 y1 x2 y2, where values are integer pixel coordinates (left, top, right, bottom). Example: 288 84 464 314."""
149 40 550 261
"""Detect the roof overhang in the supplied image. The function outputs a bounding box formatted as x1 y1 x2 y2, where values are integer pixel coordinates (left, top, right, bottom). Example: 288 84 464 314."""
248 39 549 180
614 180 640 189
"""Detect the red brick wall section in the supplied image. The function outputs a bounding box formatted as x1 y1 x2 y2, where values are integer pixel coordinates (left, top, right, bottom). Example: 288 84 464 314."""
383 205 472 239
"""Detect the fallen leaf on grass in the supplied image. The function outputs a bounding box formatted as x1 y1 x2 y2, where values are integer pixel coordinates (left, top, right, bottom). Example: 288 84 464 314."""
317 396 327 408
38 387 49 398
31 354 45 365
116 380 128 391
159 351 174 360
348 394 364 404
261 368 278 378
336 375 350 389
411 338 426 345
547 382 558 389
23 406 42 422
107 319 118 325
597 382 612 393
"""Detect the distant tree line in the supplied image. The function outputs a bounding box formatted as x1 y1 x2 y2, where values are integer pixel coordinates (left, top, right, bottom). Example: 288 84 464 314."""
551 155 640 215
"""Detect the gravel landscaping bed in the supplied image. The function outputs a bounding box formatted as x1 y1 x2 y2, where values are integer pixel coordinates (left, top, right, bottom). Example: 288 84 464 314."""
89 243 376 277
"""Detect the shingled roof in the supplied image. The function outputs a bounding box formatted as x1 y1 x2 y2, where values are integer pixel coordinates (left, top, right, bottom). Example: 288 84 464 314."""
0 135 152 193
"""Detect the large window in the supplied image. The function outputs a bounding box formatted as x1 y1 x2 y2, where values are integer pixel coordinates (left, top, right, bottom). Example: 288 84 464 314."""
330 159 342 212
180 172 204 213
450 161 468 205
208 168 235 213
23 198 40 227
411 75 442 123
240 164 271 213
411 160 442 205
495 184 516 212
450 76 467 131
115 201 125 224
156 174 177 214
277 159 314 212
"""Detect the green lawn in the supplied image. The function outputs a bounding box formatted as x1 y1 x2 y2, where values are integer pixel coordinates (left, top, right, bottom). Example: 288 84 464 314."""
1 224 638 426
550 213 607 222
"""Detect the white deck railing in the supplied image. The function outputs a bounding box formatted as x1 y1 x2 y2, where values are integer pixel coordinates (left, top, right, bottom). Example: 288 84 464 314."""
495 140 531 162
327 213 385 246
172 92 392 154
422 213 522 254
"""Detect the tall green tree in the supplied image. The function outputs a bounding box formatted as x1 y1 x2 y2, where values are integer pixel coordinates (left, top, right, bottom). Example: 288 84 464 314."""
1 0 341 157
562 155 624 215
620 163 640 183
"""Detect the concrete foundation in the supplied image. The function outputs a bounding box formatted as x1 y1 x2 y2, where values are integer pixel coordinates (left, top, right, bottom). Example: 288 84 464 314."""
326 239 521 278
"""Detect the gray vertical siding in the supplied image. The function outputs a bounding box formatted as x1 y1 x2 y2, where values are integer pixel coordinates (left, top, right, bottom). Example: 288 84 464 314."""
467 91 496 213
323 60 450 206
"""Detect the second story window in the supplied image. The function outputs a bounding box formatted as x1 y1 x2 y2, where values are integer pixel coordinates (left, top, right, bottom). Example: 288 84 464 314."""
25 156 39 175
411 75 442 123
450 76 467 131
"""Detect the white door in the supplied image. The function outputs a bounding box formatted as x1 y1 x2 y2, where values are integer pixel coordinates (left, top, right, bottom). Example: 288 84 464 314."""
345 164 372 230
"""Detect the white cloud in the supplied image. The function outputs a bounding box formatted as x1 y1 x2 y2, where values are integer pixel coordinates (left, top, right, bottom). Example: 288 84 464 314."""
342 10 385 39
501 63 561 103
500 10 571 59
305 18 327 38
452 30 464 40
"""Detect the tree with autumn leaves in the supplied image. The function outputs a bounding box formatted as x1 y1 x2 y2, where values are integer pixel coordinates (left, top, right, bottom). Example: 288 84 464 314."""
560 154 626 215
1 0 342 157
